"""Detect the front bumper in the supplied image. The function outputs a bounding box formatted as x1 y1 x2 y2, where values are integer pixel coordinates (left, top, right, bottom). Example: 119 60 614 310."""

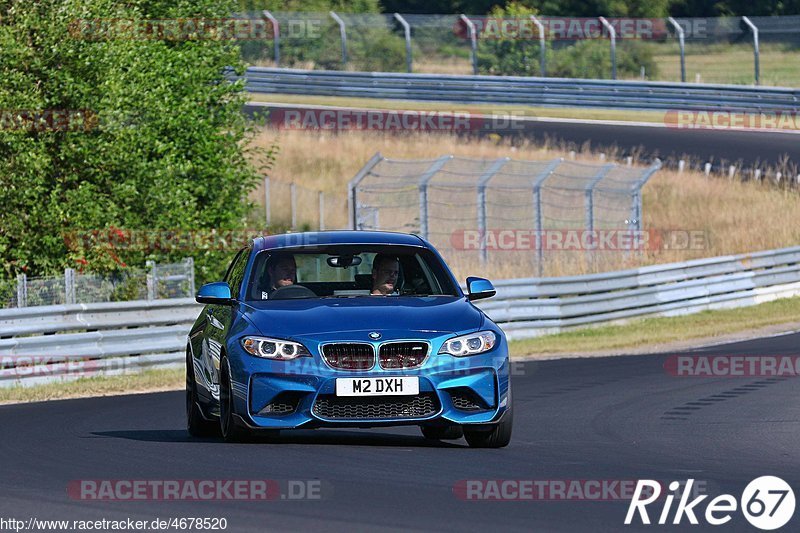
228 342 511 430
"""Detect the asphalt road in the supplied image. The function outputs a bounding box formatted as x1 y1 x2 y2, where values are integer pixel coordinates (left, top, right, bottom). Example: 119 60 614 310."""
1 333 798 532
245 102 800 172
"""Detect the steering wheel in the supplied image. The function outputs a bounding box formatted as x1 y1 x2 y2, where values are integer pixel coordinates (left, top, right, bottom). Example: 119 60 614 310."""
269 284 317 300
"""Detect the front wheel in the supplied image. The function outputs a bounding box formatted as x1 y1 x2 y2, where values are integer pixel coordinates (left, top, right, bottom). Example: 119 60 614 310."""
463 404 513 448
219 357 251 443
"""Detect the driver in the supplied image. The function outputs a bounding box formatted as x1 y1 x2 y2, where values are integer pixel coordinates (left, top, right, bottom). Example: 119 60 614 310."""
371 254 400 296
266 253 297 295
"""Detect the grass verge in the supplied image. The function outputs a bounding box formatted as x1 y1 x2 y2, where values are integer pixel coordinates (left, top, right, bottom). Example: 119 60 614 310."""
509 295 800 357
0 367 183 405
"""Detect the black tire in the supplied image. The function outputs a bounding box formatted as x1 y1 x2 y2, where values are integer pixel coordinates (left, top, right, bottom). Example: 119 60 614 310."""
186 348 220 438
421 425 464 440
219 357 251 443
464 404 513 448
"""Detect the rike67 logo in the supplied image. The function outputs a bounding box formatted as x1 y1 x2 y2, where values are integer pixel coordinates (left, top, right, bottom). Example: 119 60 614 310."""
626 477 795 530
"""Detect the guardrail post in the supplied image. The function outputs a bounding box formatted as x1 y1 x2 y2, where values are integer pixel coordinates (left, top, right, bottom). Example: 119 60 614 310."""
64 268 76 305
185 257 196 297
347 152 384 230
290 182 297 229
530 15 546 77
532 159 562 275
459 15 478 75
394 13 413 73
264 175 271 226
477 158 509 264
16 273 27 308
262 10 280 66
318 191 325 231
330 11 348 68
742 16 760 86
599 17 616 80
146 260 156 300
418 155 452 240
667 17 686 83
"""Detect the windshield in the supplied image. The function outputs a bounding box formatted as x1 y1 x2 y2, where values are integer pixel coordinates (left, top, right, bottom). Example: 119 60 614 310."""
244 246 460 301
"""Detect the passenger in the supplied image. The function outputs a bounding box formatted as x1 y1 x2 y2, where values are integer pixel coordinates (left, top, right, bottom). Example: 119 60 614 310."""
371 254 400 295
266 253 297 294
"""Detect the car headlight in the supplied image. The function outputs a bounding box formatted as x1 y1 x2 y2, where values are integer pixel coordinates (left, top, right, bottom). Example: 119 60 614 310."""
438 331 497 357
241 336 311 360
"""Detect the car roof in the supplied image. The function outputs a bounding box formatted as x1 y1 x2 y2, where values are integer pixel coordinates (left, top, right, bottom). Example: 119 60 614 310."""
252 230 427 252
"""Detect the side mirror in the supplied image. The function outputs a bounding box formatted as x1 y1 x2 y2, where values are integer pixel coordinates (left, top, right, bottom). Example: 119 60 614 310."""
196 282 234 305
466 276 496 301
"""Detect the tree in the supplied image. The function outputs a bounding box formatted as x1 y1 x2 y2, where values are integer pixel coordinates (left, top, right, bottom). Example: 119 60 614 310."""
0 0 273 284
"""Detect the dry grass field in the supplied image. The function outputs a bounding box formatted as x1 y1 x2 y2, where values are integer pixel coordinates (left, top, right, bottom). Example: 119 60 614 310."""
248 127 800 280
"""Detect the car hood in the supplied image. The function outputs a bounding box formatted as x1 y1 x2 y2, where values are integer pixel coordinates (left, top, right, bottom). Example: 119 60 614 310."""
241 296 483 340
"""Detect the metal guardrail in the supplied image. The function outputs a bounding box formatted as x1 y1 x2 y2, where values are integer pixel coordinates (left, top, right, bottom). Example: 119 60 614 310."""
243 68 800 113
2 246 799 386
475 245 800 340
0 299 201 387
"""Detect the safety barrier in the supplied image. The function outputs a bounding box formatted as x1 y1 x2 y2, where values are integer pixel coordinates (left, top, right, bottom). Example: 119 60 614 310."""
2 246 799 386
242 68 800 113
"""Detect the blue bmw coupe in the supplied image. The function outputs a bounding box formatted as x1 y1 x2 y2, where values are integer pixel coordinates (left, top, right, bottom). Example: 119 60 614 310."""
187 231 512 447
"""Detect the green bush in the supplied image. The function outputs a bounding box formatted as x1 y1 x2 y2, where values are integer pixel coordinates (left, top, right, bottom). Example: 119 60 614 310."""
550 40 659 79
476 2 542 76
0 0 275 287
475 2 658 79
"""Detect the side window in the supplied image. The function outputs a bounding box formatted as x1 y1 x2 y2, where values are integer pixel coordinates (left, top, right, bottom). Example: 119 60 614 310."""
226 247 251 300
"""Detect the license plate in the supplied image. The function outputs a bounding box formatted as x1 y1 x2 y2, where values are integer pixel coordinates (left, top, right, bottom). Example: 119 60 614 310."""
335 377 419 397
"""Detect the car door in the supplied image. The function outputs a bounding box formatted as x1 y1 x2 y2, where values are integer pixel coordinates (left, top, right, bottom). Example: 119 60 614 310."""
198 246 250 402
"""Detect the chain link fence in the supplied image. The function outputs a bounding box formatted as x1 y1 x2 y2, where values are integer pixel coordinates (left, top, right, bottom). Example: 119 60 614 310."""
3 259 195 309
258 176 349 231
237 12 800 87
349 153 660 276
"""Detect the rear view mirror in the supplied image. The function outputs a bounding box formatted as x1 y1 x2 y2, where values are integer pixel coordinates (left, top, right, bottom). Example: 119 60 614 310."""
327 255 362 268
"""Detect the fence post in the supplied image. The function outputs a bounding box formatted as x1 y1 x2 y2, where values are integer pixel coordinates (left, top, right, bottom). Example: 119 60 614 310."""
318 191 325 231
532 158 562 275
585 164 615 234
290 182 297 229
459 15 478 75
630 160 661 251
598 17 616 80
529 15 546 77
667 17 686 83
742 16 760 86
477 158 509 264
330 11 348 68
418 155 452 240
584 163 614 267
146 260 156 301
347 152 384 230
16 273 27 308
64 268 76 305
394 13 413 73
264 175 271 226
185 257 196 297
262 10 280 66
